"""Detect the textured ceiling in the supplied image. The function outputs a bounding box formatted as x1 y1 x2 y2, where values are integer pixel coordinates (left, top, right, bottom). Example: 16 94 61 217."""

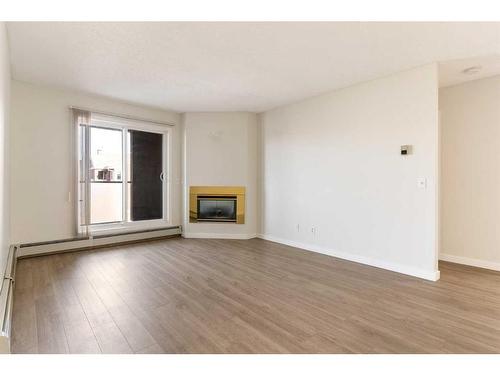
7 22 500 112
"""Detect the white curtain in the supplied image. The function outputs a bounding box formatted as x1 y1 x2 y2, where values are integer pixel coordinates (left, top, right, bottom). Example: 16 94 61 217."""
72 108 91 237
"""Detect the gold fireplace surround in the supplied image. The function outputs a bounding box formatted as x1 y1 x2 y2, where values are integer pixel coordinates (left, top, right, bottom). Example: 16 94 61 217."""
189 186 245 224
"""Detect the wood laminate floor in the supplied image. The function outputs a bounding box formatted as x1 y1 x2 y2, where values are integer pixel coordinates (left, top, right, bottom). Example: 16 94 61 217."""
11 237 500 353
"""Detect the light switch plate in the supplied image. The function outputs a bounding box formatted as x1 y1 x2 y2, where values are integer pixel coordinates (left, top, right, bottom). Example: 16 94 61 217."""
417 177 427 189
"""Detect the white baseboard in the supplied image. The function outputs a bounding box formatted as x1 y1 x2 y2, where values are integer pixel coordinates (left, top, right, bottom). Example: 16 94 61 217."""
16 226 182 258
183 232 257 240
440 253 500 272
258 234 440 281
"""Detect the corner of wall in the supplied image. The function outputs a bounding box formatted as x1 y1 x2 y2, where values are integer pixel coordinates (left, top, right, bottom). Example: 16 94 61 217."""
182 112 260 239
256 112 264 236
0 22 11 278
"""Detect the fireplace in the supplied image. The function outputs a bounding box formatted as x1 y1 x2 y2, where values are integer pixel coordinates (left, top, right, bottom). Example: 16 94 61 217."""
189 186 245 224
197 196 237 222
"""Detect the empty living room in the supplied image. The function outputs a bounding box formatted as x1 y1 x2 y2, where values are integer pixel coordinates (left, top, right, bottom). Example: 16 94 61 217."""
1 1 500 373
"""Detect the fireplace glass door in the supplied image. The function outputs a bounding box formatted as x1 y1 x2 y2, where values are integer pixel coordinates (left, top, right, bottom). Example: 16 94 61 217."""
197 196 237 222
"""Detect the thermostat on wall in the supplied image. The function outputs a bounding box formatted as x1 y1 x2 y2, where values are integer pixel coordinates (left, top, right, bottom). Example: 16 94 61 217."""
401 145 412 155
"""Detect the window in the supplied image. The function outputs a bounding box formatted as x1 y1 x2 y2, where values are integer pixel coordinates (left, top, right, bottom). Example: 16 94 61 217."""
89 126 123 224
76 112 170 235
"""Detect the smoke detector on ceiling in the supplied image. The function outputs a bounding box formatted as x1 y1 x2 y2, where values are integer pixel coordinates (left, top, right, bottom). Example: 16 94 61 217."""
462 66 482 75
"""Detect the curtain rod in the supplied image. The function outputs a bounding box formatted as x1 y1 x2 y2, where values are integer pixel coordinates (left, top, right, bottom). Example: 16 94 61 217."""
69 106 176 127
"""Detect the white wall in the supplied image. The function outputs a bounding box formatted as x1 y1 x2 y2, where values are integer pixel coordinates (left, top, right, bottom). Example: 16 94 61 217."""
182 112 258 239
260 64 440 280
10 81 182 244
440 76 500 271
0 23 10 276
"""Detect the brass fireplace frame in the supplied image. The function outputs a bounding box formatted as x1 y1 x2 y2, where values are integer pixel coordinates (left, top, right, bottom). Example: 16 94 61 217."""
189 186 245 224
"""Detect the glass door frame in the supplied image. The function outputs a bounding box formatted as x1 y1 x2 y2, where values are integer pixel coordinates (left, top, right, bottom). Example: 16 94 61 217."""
76 113 171 236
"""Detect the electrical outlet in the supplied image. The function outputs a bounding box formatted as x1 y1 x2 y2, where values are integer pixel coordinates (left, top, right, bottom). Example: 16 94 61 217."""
417 177 427 189
311 227 316 236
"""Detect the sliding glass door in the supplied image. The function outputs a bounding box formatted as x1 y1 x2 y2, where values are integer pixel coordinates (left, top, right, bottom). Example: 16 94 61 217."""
77 115 169 233
128 130 163 221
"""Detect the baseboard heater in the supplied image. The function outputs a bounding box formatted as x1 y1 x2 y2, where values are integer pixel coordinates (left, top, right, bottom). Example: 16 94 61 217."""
16 225 182 258
0 245 17 354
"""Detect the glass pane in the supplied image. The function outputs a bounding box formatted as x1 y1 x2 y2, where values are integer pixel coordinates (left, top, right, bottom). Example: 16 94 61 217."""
128 130 163 221
90 183 123 224
198 198 236 221
90 127 122 182
199 200 217 218
89 126 123 224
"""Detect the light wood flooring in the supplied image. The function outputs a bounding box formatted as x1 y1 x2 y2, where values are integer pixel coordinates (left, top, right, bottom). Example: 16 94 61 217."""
11 237 500 353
